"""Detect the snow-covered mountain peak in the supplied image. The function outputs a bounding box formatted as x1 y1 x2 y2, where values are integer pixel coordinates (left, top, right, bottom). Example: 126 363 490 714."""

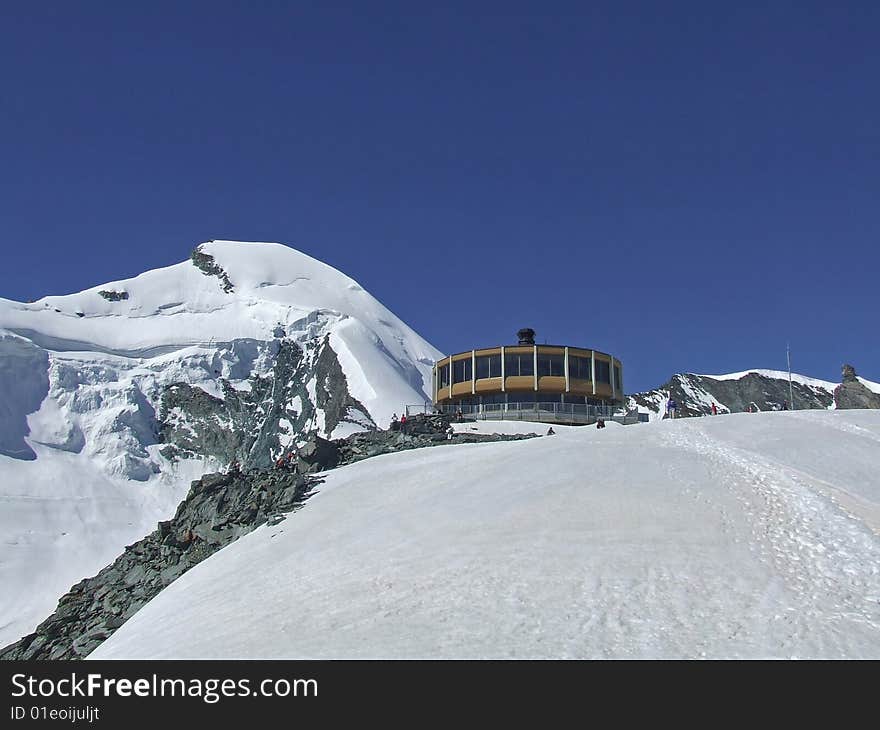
0 240 441 647
196 239 362 295
2 240 431 357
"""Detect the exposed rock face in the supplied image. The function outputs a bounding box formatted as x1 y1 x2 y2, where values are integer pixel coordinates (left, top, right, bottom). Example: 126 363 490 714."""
335 413 535 466
158 336 375 469
834 364 880 410
313 336 372 434
629 372 834 418
97 290 129 301
0 414 535 660
190 244 234 293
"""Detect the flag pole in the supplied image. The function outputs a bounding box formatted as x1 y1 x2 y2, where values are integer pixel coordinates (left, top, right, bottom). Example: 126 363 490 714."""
787 343 795 410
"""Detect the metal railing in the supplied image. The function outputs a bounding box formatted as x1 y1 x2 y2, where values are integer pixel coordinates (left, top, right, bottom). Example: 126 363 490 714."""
436 402 623 425
406 402 641 425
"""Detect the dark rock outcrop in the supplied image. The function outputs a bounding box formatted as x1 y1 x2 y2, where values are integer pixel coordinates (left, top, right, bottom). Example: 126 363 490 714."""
335 413 536 466
159 383 244 464
834 364 880 410
190 245 235 293
0 413 536 660
98 290 129 301
312 335 373 435
288 413 536 473
158 337 375 469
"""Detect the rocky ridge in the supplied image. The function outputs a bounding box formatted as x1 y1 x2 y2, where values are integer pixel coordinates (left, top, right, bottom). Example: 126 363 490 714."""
834 364 880 410
629 371 837 418
190 243 234 293
158 335 374 470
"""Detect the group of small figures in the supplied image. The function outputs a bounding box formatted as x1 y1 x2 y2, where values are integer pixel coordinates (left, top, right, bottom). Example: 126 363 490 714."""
273 451 297 469
389 413 408 432
545 418 605 438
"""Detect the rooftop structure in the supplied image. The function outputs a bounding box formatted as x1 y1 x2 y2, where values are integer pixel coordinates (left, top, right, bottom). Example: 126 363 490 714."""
432 329 624 425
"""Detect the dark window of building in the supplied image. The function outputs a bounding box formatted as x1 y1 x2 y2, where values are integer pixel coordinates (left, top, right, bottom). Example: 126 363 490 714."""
537 354 564 377
475 354 501 379
571 356 592 380
504 352 534 377
614 365 622 392
539 392 564 404
481 392 506 405
453 358 472 384
438 364 450 388
595 360 611 384
507 392 564 406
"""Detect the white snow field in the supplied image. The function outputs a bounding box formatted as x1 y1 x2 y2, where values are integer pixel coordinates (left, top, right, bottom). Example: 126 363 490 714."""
93 410 880 660
0 241 440 647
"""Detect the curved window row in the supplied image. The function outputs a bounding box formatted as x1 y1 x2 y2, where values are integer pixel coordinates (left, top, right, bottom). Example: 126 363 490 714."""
438 351 620 391
445 354 567 384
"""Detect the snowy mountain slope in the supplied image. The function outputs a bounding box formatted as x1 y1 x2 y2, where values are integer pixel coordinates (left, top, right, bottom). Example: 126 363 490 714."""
92 411 880 659
2 416 539 660
0 449 208 651
0 241 441 647
626 369 880 420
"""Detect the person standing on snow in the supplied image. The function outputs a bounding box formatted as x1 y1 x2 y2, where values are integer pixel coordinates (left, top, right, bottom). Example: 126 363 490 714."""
667 398 678 419
711 402 718 416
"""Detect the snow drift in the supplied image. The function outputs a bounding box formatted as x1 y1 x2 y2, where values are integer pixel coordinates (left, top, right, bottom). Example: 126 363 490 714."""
93 410 880 659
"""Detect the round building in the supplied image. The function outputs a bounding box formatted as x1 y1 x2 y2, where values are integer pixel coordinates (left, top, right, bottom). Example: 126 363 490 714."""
433 329 624 425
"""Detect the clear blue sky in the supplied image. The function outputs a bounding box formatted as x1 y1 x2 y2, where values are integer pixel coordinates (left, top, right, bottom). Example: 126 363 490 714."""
1 1 877 392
